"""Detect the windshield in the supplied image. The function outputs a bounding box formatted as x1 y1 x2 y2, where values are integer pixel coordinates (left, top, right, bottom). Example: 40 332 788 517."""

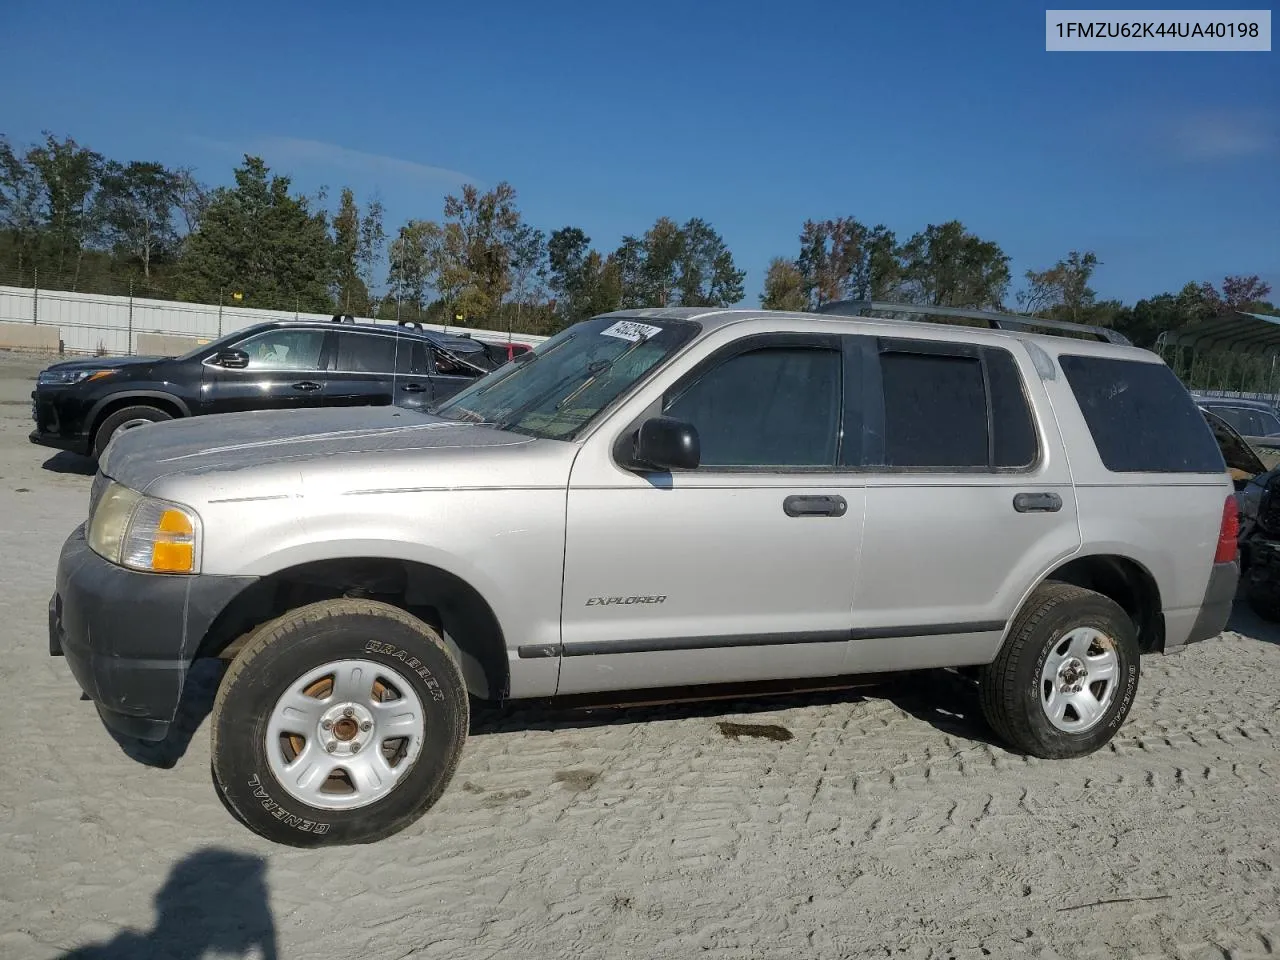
432 316 701 440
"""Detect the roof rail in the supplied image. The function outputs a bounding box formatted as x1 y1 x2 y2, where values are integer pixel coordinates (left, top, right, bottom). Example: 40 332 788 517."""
812 300 1133 347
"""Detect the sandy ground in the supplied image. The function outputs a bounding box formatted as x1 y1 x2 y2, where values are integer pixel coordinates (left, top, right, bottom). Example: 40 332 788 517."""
1 348 1279 960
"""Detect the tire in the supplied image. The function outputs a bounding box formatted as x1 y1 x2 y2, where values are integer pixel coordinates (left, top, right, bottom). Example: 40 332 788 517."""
210 598 469 847
1246 586 1280 622
92 404 173 459
979 582 1140 759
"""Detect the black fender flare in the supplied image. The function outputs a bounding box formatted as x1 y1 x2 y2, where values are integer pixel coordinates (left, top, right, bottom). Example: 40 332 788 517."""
86 390 192 435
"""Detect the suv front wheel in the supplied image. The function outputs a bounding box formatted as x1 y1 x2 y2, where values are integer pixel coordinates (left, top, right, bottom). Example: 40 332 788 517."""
979 583 1140 759
211 599 469 846
93 404 173 460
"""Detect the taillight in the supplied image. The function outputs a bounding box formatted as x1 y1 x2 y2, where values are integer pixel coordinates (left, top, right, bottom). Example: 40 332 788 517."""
1215 494 1240 564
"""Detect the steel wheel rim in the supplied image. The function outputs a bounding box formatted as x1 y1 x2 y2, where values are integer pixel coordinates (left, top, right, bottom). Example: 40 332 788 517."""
113 418 153 438
104 419 152 452
265 658 426 811
1039 627 1120 733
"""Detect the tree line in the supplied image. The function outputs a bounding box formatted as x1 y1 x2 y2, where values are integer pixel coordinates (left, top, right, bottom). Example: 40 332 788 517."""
1 131 1274 344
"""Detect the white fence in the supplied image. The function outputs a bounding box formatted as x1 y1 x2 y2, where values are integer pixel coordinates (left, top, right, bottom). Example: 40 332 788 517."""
0 284 548 357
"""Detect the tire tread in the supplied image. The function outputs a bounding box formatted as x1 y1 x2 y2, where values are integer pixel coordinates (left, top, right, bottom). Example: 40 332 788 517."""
979 581 1128 758
211 598 469 847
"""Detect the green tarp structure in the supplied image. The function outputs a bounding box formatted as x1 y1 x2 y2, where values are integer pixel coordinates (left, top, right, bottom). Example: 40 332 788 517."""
1158 311 1280 355
1156 311 1280 395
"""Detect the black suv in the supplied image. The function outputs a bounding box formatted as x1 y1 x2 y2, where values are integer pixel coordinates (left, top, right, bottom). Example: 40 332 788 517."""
30 318 503 460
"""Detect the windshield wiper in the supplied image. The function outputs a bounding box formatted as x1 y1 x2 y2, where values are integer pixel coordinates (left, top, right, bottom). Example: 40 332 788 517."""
554 333 652 412
490 366 599 434
471 334 574 398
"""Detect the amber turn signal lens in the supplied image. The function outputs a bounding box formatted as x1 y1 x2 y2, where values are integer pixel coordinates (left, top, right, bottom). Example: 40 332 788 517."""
157 509 195 537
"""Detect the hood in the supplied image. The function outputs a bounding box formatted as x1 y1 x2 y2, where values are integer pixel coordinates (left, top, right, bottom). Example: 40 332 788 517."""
43 355 168 372
100 405 534 491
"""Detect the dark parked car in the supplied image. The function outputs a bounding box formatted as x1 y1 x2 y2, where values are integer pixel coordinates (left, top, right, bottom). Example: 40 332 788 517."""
1195 397 1280 448
1198 407 1280 620
30 319 498 460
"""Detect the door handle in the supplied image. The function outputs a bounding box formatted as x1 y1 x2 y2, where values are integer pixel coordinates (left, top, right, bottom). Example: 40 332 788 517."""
400 383 427 393
291 381 322 392
783 494 848 518
1013 492 1063 513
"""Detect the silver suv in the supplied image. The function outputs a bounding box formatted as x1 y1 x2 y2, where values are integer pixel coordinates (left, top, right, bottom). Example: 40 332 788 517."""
48 303 1241 846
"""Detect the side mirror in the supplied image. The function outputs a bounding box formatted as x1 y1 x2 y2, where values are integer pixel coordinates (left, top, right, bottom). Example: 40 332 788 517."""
632 416 700 471
214 349 249 369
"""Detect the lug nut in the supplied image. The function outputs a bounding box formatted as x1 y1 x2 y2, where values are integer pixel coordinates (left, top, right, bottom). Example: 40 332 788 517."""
350 741 361 753
360 720 372 732
325 742 337 753
343 706 354 718
321 719 333 730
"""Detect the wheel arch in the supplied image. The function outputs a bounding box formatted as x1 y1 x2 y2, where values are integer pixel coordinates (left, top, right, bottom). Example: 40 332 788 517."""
88 391 188 444
1026 552 1166 653
197 556 511 700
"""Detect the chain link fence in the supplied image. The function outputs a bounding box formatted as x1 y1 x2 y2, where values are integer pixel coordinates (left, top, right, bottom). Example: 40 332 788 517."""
0 269 546 357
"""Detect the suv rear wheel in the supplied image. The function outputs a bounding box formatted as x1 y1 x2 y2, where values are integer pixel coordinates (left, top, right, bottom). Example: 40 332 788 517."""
211 599 469 846
979 582 1140 759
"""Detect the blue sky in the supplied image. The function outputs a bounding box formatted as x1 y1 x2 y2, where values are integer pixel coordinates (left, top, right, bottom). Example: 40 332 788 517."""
1 0 1276 307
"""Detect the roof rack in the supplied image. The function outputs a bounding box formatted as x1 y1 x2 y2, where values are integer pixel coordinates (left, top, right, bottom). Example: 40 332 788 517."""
812 300 1133 347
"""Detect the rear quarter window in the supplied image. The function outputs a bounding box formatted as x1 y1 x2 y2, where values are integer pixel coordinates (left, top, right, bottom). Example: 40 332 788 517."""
1058 354 1225 473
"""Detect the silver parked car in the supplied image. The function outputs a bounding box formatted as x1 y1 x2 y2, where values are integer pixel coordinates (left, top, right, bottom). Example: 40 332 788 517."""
49 303 1240 845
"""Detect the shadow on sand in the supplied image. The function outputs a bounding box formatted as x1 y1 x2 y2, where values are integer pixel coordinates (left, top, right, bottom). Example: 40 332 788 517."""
1226 594 1280 645
58 847 277 960
41 451 96 476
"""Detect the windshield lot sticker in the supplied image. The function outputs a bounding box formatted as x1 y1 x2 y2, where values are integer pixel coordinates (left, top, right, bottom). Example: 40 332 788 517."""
600 320 663 342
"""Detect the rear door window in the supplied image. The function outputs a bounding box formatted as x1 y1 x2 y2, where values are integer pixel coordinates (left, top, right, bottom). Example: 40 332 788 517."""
880 352 988 467
1059 354 1225 473
335 332 398 374
871 343 1038 470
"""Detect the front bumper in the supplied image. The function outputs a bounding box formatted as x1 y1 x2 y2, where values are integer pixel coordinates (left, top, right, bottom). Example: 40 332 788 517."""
30 389 91 455
50 524 256 741
29 427 87 454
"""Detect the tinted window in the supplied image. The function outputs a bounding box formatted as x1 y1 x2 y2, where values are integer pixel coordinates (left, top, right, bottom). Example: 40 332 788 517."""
395 341 427 376
336 333 398 373
1059 355 1225 473
1205 405 1250 434
664 346 842 467
233 329 326 370
1212 406 1280 437
880 352 988 467
987 348 1038 467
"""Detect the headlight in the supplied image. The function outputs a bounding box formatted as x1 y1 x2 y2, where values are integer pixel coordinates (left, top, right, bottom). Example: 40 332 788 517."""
87 482 202 574
38 368 115 385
